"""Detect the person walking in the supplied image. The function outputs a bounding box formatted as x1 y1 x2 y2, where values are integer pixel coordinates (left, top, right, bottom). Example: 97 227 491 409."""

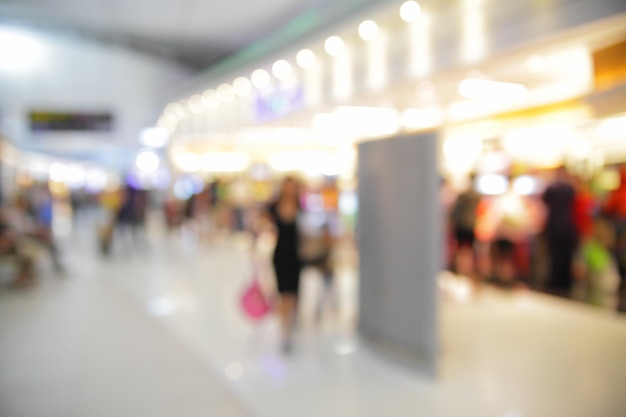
266 177 303 353
450 174 481 279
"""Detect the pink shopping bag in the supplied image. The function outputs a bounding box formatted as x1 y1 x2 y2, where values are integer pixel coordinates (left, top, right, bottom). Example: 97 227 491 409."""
241 277 270 321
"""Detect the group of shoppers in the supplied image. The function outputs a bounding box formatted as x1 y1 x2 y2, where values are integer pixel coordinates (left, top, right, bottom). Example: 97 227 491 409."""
162 176 338 354
98 184 148 255
449 165 626 311
0 183 63 287
164 178 247 239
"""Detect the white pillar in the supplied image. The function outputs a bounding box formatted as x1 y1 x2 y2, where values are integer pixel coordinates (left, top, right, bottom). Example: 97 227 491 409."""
357 132 441 377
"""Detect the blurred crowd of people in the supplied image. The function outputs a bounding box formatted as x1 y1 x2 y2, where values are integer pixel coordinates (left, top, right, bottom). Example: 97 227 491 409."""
0 183 63 287
445 165 626 312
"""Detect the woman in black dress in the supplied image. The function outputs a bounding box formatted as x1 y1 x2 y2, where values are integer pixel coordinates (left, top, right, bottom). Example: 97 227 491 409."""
267 177 303 352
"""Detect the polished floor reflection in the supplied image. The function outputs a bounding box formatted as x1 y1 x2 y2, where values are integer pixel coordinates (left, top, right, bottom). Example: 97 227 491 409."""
1 215 625 417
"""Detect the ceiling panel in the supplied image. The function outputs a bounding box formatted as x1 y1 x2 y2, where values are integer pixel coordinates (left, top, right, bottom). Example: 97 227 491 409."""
0 0 347 69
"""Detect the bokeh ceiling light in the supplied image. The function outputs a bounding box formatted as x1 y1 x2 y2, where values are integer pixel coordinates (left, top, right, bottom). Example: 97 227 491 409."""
135 150 160 173
233 77 252 96
527 55 546 74
166 103 185 118
400 1 422 22
49 163 67 183
202 89 219 108
251 69 270 89
187 94 205 114
358 20 379 41
173 152 201 173
458 78 528 101
0 27 45 73
157 116 176 130
296 49 316 69
217 83 235 102
325 36 345 57
272 60 292 80
66 164 86 188
139 127 170 148
163 111 181 124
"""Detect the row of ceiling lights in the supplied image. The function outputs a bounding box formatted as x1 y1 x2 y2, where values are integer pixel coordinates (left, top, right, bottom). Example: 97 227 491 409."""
158 1 423 129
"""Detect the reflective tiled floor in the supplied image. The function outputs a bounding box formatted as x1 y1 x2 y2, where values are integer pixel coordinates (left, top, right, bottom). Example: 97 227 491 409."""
1 214 625 417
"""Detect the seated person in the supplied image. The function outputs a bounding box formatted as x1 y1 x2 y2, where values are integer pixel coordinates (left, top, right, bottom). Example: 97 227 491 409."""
0 221 34 287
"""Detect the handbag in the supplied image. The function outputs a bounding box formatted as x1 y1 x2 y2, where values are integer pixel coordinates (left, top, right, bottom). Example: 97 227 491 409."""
241 270 270 321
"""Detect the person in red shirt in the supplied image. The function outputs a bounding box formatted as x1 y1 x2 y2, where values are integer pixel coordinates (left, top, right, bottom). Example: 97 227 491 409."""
572 176 596 241
603 164 626 310
604 165 626 220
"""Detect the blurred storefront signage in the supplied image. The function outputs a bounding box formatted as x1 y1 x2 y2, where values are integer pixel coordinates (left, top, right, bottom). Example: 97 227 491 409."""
252 84 304 122
593 39 626 91
29 111 113 132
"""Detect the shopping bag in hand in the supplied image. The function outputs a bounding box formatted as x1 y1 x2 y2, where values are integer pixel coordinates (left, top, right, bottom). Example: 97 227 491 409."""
241 274 270 321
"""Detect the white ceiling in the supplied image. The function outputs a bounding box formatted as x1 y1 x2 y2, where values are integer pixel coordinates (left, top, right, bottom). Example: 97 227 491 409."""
0 0 375 69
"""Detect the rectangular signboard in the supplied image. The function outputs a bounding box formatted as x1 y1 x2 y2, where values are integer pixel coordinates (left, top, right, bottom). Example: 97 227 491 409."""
29 111 113 132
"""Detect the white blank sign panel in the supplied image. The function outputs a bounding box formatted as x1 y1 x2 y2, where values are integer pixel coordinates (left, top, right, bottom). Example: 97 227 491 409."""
357 132 441 376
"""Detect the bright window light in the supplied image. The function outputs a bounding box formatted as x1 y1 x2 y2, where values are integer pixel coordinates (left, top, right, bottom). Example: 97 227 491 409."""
135 150 160 173
400 1 421 23
272 60 292 80
217 83 235 103
187 94 205 114
358 20 379 41
458 78 528 101
0 27 45 73
233 77 252 97
296 49 316 69
325 36 345 57
251 69 270 89
202 89 219 108
139 127 170 148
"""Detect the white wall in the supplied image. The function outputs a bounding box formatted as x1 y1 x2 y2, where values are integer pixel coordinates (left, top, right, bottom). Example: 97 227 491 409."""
0 27 192 168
